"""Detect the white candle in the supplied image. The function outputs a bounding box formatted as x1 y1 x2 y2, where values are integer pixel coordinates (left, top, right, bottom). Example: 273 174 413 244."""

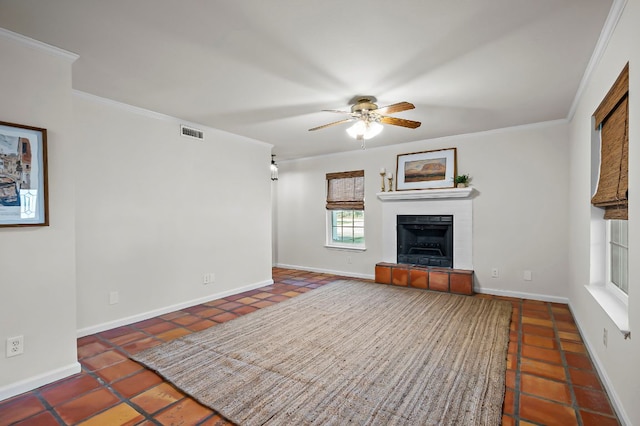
386 172 393 179
380 167 386 174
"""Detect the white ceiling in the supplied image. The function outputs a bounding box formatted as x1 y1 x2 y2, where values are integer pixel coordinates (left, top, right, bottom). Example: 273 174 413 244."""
0 0 613 160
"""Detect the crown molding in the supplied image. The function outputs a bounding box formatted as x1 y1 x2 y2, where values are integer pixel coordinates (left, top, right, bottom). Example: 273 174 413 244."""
72 90 273 149
0 27 78 62
567 0 628 121
73 90 177 122
282 119 568 164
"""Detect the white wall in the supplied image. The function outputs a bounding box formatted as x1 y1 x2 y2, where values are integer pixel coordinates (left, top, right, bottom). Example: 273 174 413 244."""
74 93 274 333
0 31 80 397
567 0 639 423
0 28 275 399
276 122 570 301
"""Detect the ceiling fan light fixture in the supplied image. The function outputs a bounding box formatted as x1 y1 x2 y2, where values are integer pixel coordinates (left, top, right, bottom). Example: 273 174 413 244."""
346 120 383 140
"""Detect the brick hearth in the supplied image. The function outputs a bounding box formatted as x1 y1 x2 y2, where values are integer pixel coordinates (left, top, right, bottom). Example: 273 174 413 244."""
375 262 474 295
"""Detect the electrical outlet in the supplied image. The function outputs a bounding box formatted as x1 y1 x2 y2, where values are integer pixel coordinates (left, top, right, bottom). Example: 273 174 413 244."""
347 256 352 264
109 291 119 305
491 268 499 278
523 270 533 281
603 328 608 348
203 273 215 285
6 336 24 358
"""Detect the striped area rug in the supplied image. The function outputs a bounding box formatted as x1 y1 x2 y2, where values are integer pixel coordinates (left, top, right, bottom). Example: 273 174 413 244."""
134 280 512 425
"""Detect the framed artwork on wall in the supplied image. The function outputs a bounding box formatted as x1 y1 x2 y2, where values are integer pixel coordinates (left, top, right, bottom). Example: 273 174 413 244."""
0 121 48 227
396 148 457 191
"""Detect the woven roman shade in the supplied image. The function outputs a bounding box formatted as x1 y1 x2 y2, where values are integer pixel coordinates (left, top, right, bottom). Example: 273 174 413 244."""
326 170 364 210
591 63 629 220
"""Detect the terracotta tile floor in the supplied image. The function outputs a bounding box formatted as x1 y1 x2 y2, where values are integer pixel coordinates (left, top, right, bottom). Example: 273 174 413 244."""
0 268 620 425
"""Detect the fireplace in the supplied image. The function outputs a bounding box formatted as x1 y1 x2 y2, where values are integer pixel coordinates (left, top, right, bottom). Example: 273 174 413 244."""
397 215 453 267
378 188 473 270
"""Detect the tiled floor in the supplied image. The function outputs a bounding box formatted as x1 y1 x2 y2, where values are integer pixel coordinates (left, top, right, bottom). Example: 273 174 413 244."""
0 268 620 425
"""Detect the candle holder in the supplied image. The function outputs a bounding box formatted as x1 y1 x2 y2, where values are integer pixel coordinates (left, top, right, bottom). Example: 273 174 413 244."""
380 171 387 192
387 175 394 192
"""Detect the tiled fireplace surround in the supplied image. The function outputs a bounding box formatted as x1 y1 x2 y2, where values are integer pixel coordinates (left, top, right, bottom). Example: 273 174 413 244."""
375 187 475 294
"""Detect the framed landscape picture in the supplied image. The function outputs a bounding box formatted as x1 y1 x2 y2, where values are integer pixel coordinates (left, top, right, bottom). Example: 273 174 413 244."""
0 121 48 227
396 148 456 190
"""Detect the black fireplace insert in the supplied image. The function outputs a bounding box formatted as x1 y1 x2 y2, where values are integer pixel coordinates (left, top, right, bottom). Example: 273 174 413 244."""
397 215 453 267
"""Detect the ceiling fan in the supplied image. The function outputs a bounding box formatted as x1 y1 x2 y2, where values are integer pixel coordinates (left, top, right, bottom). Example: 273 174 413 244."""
308 97 421 144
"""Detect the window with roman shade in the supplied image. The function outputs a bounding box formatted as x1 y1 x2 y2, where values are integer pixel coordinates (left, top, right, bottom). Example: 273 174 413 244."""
591 63 629 220
326 170 365 210
326 170 365 249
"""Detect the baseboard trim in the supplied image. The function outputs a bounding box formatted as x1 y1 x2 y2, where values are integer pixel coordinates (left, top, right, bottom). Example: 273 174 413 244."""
568 301 631 426
275 263 375 281
474 287 570 304
0 362 81 401
77 279 274 337
274 264 570 304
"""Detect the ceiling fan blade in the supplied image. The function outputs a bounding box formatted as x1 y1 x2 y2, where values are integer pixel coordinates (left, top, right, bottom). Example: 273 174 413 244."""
308 118 354 131
380 116 422 129
374 102 415 115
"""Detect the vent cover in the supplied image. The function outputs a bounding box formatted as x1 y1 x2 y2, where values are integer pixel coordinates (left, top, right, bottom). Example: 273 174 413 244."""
180 125 204 140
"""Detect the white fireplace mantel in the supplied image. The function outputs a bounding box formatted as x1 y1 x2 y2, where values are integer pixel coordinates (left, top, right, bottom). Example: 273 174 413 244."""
377 186 474 201
379 187 474 270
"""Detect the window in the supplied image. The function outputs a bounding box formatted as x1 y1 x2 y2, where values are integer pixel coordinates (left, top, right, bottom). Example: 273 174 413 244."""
326 170 365 249
329 210 365 247
607 220 628 301
587 63 630 336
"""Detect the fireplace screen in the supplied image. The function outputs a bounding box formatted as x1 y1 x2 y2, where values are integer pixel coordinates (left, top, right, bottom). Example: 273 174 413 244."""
397 215 453 267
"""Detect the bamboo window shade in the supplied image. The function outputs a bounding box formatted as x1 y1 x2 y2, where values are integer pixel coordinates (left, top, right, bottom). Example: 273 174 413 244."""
326 170 365 210
591 63 629 220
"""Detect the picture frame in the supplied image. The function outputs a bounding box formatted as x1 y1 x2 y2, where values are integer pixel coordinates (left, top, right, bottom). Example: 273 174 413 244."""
0 121 48 227
396 148 457 191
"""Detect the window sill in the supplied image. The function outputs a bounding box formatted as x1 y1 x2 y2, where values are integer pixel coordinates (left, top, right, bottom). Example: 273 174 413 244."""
324 245 367 252
585 284 630 338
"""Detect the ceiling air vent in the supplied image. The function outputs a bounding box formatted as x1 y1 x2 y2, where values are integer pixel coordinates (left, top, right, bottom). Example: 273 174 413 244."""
180 124 204 140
